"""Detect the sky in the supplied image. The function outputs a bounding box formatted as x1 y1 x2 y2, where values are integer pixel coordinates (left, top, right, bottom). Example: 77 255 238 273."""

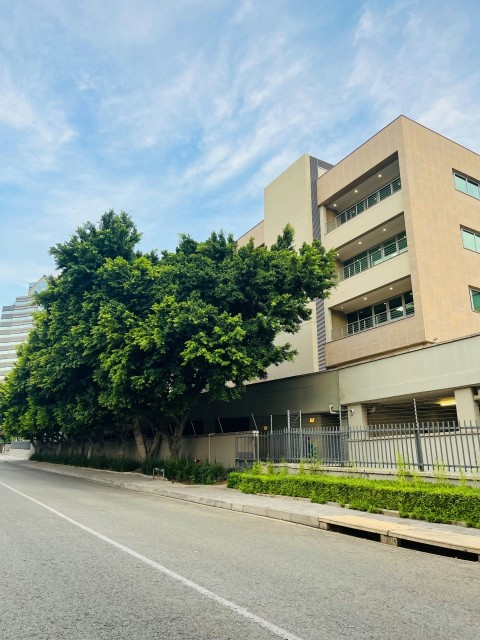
1 0 480 305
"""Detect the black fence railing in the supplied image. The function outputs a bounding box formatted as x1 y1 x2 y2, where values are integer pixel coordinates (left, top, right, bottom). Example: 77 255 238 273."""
258 423 480 473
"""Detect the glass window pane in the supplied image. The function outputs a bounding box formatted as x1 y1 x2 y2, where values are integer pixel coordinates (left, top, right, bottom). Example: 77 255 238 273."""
379 184 391 200
397 232 407 251
455 174 468 193
367 193 378 208
467 180 480 199
369 246 382 265
383 239 397 257
404 291 414 315
471 290 480 312
358 306 372 320
347 311 358 334
355 252 368 273
462 229 477 251
374 303 388 324
475 234 480 253
388 296 404 319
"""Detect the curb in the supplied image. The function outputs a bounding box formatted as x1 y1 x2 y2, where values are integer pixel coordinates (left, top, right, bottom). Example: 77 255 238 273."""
12 461 480 561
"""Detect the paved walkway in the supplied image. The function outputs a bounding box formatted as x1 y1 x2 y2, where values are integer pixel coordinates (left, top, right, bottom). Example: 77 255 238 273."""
2 455 480 558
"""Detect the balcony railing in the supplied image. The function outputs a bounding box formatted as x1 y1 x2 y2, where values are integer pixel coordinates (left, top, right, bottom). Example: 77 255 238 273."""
331 307 414 341
326 176 401 234
337 235 407 282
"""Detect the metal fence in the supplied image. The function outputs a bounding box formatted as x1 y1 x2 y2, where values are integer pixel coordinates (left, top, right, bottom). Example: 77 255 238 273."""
258 423 480 473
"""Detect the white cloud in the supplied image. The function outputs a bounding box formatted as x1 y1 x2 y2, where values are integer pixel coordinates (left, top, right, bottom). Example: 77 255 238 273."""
346 1 480 148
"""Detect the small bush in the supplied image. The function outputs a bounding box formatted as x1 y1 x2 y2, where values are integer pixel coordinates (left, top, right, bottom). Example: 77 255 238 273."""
227 472 480 528
140 457 228 484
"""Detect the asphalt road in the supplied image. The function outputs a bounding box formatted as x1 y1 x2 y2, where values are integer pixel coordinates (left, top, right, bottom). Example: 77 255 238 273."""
1 461 479 640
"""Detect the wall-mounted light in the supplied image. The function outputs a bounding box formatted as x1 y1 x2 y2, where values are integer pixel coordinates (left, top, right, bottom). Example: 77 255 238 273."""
437 398 456 407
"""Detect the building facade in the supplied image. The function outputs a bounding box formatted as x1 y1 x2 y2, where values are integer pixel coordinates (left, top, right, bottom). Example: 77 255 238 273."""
193 116 480 431
0 277 47 383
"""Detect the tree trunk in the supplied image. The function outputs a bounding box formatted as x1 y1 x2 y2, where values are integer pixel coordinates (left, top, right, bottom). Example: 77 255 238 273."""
95 434 105 457
168 417 188 458
149 430 163 459
132 416 148 460
86 438 94 459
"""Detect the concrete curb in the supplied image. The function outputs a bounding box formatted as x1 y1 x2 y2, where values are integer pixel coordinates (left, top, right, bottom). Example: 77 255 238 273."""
10 460 480 561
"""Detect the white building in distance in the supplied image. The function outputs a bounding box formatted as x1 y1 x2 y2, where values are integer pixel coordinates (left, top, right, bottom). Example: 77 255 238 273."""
0 276 48 383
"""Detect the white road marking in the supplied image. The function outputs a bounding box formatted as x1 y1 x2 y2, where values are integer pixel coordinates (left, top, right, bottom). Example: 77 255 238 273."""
0 480 304 640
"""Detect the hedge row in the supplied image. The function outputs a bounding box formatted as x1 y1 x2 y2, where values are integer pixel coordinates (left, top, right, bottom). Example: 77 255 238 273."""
227 472 480 528
30 452 228 484
30 452 139 472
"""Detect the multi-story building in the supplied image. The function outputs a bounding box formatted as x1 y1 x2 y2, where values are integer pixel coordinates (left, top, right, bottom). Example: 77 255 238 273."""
0 276 47 383
194 116 480 431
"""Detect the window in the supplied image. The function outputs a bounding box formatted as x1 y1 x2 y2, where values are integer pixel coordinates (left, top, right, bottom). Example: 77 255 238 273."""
471 289 480 312
461 228 480 254
454 172 480 201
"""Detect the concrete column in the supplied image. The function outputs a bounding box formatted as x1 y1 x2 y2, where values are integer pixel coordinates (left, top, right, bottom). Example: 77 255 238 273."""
347 404 368 428
454 387 480 426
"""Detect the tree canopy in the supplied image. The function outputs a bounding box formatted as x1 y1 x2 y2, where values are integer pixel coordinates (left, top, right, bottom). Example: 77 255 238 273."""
0 211 336 458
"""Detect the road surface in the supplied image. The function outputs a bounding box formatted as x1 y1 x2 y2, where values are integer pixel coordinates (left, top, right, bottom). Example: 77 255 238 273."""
1 461 479 640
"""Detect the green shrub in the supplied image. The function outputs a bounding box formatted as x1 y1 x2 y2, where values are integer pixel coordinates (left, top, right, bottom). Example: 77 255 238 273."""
30 452 228 484
30 452 140 472
227 472 480 528
140 457 228 484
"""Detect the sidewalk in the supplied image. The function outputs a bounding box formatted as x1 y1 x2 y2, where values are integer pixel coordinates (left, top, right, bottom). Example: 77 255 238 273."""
4 456 480 560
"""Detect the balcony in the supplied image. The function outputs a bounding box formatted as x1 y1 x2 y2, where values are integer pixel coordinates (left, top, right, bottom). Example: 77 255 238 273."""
326 177 401 234
331 293 414 342
337 234 407 282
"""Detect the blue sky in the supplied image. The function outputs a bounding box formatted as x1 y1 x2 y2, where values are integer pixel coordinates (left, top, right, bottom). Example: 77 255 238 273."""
1 0 480 305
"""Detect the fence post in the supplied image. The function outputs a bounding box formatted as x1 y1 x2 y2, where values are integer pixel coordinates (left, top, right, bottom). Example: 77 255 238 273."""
413 399 425 471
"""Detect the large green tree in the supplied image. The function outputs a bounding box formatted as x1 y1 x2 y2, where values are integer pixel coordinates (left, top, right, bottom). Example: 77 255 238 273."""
1 212 336 460
91 225 336 457
1 211 140 453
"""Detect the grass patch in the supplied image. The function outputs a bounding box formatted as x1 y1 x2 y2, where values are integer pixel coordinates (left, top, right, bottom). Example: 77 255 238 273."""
227 472 480 528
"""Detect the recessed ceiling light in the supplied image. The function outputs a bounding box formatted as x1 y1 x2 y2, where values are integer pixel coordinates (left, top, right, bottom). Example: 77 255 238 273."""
354 189 358 193
340 306 343 309
358 241 362 244
333 204 337 207
383 228 387 232
389 287 393 290
363 297 367 300
378 174 382 178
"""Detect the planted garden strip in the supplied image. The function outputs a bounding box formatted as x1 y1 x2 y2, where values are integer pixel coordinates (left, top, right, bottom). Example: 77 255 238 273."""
227 472 480 528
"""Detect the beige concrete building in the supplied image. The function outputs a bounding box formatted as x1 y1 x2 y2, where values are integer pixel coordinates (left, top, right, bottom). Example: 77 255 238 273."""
193 116 480 431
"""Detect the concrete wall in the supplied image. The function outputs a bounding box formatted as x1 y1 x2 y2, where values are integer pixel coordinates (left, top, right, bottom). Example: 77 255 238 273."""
338 333 480 406
89 432 246 468
191 369 340 432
